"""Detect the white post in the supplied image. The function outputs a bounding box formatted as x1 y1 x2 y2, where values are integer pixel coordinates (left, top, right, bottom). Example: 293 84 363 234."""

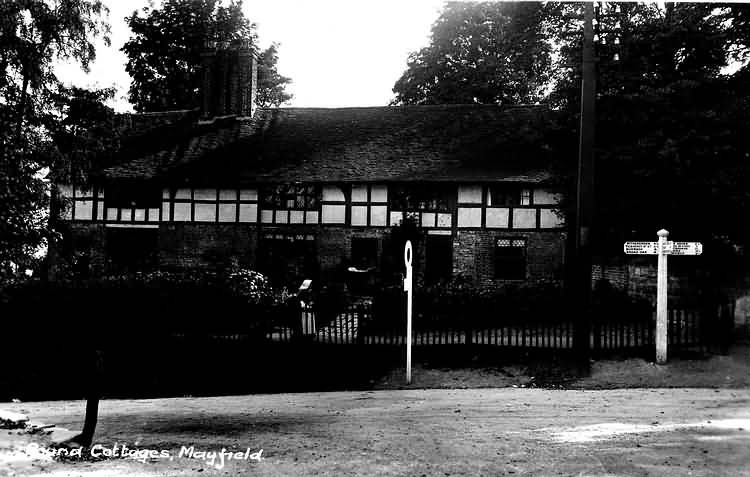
656 229 669 364
404 241 413 384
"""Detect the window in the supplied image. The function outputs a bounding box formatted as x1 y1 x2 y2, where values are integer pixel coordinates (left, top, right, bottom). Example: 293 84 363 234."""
107 181 161 208
350 184 388 227
58 184 102 221
389 184 455 212
105 228 159 273
259 233 318 286
321 185 346 224
351 237 378 269
494 238 526 280
487 187 531 206
261 184 319 210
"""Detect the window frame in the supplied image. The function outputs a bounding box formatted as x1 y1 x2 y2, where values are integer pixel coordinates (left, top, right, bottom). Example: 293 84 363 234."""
388 183 456 214
106 181 162 209
494 237 527 280
261 184 320 210
486 186 532 207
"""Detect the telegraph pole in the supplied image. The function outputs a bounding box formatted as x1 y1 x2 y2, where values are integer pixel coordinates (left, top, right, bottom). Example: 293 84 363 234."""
573 2 597 357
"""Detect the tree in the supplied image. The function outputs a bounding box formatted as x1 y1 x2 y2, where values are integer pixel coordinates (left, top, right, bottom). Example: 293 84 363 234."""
571 3 750 255
391 1 553 105
0 0 110 275
49 86 120 183
256 43 292 108
544 3 750 257
123 0 292 112
393 2 750 257
0 0 111 449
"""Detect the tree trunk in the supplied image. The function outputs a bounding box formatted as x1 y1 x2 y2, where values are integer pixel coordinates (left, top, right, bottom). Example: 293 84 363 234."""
79 392 100 446
64 348 104 448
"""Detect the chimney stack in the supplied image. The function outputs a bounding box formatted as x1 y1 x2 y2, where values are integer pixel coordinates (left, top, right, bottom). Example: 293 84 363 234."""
201 39 258 119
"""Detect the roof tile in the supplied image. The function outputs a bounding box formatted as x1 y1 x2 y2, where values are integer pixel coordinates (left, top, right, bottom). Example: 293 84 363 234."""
104 104 564 184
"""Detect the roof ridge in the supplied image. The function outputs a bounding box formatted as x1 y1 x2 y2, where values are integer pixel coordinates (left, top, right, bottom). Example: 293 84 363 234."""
258 103 549 112
130 108 199 116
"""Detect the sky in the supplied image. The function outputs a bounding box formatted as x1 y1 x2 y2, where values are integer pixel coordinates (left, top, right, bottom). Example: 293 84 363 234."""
55 0 447 111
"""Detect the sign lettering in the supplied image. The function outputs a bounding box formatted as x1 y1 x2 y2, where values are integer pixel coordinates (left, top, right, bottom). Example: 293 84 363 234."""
624 241 702 255
624 241 658 255
669 242 702 255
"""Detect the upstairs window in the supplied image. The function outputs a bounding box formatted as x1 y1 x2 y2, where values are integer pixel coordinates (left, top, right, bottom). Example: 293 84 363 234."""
487 187 531 207
389 184 455 212
107 181 161 208
350 184 388 227
58 184 101 221
261 184 320 210
494 238 526 280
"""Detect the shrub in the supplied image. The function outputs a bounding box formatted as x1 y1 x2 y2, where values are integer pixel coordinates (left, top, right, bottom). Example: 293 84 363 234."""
1 268 294 337
369 276 566 332
591 279 652 322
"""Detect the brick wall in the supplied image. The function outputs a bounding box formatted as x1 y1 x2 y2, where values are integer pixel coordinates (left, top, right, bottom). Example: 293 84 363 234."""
591 259 745 304
63 223 107 276
158 224 256 270
591 261 699 303
201 43 256 119
453 230 566 288
591 263 629 290
58 224 566 290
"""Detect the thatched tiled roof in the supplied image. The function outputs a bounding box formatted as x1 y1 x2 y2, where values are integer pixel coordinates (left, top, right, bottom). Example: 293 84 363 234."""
103 104 565 185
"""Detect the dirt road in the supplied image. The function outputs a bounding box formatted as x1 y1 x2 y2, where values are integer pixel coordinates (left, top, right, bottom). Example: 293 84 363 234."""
2 388 750 476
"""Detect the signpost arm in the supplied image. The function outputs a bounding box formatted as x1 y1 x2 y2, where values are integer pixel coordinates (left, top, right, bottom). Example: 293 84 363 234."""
656 229 669 364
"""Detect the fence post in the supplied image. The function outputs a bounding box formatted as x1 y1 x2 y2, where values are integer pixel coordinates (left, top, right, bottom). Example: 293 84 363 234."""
356 303 366 345
592 306 601 355
719 302 733 355
463 297 473 347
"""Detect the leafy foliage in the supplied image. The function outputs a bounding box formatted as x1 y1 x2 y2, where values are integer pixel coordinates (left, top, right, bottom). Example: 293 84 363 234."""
392 2 553 105
2 267 294 335
393 2 750 254
255 43 293 108
0 1 110 277
122 0 292 112
48 86 120 184
576 3 750 253
370 276 566 333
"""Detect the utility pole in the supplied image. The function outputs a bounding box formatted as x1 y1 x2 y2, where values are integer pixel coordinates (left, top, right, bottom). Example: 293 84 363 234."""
573 2 597 357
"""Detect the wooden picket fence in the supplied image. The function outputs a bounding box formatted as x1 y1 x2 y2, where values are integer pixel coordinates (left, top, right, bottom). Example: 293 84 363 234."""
257 300 734 355
593 309 691 351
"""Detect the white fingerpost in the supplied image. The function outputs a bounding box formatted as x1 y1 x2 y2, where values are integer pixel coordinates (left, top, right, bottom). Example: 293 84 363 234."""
656 229 669 364
403 240 413 384
623 230 701 364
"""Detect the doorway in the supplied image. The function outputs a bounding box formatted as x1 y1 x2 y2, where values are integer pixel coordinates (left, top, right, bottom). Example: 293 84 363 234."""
425 234 453 284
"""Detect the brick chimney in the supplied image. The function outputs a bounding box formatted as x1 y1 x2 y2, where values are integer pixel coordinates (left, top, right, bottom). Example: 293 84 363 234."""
201 39 258 119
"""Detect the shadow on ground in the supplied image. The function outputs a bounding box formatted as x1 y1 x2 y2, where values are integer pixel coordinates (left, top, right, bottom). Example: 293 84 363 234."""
4 337 750 402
